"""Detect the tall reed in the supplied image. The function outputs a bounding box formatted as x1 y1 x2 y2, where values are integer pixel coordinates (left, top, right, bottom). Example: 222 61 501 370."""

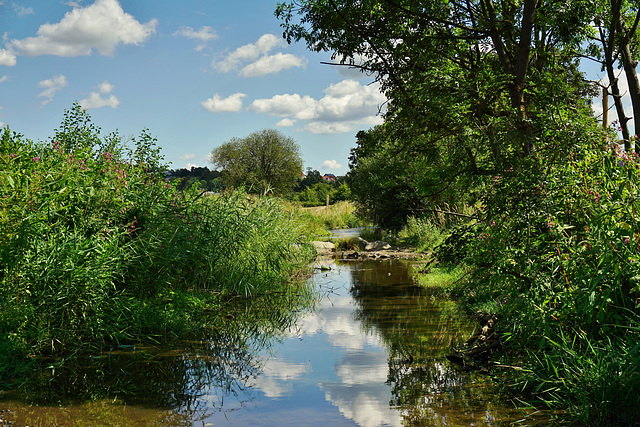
0 105 314 361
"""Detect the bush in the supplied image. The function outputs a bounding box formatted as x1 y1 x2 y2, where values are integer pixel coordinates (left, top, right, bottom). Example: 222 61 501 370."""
398 217 446 252
443 141 640 423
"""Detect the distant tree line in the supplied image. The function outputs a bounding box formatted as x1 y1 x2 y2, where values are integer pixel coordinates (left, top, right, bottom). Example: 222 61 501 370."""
167 165 351 207
166 166 222 192
290 168 351 206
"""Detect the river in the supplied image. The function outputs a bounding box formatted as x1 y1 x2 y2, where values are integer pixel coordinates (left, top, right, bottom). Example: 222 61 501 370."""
0 258 548 426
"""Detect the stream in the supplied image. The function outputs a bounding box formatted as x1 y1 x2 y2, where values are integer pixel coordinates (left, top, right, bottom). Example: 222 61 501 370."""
0 258 549 426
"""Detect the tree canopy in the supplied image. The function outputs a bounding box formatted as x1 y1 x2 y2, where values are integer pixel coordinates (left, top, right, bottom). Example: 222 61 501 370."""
210 129 303 194
276 0 603 226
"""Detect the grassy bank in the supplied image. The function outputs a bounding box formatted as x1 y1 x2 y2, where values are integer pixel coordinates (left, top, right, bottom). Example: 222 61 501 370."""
284 200 363 237
0 106 315 382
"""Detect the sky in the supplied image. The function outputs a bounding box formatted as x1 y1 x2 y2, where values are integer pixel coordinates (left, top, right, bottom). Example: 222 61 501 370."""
0 1 633 175
0 0 386 174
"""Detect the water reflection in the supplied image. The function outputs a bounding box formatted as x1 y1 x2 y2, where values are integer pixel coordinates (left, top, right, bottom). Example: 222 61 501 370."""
1 260 547 426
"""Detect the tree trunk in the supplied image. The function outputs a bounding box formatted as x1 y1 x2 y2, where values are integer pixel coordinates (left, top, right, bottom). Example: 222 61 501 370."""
617 12 640 151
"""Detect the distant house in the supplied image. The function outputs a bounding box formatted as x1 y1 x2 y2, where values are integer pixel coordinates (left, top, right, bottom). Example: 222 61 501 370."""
322 174 336 182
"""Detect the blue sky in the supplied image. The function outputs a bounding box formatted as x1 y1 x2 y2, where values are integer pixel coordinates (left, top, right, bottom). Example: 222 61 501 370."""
0 0 386 173
0 1 630 174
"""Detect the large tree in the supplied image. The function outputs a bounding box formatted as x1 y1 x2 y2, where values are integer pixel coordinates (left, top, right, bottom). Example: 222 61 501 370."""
276 0 598 225
210 129 303 194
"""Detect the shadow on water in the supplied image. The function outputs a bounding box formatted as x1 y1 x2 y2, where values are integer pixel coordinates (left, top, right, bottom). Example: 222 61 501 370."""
1 260 551 426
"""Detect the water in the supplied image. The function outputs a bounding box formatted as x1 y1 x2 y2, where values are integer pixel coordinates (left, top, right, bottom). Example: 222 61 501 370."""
0 259 548 426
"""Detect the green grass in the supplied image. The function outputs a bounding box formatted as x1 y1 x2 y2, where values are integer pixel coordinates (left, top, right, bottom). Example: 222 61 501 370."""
286 200 364 237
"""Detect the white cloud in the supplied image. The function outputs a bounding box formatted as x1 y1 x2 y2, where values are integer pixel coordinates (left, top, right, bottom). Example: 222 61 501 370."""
174 26 217 51
174 26 217 42
0 49 16 66
186 162 199 169
15 5 33 16
9 0 157 57
213 33 306 77
249 93 316 117
179 153 197 160
201 92 246 113
320 160 342 170
240 52 307 77
0 75 8 83
245 358 310 398
97 80 114 94
303 122 357 134
333 53 370 79
79 80 120 109
276 118 295 127
249 80 386 134
38 74 68 106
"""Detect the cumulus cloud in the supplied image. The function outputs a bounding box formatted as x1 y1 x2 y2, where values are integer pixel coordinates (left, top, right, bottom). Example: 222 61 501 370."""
174 26 218 51
240 52 306 77
179 153 197 160
185 162 199 169
201 92 246 113
320 160 342 170
0 49 17 66
249 93 317 117
213 33 306 77
333 53 370 79
79 80 120 109
249 79 386 134
38 74 68 106
276 118 295 127
0 75 8 83
9 0 157 58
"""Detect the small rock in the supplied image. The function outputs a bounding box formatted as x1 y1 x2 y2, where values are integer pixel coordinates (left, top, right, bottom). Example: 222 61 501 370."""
364 240 392 251
312 241 336 252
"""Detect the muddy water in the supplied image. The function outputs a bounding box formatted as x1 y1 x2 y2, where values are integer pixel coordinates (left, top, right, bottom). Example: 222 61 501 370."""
0 260 547 426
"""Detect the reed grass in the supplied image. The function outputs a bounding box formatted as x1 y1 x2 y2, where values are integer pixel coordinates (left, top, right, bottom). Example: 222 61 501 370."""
0 106 315 367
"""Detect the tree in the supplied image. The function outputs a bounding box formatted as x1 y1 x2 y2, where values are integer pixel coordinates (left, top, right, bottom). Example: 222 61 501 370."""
210 129 303 194
296 168 323 191
589 0 640 150
276 0 598 223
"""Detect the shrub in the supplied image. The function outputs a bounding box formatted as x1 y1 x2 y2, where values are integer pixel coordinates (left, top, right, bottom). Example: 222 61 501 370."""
441 140 640 423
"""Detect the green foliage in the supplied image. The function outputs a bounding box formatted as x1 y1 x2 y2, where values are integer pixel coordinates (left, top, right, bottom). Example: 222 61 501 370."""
210 129 303 195
438 141 640 423
286 201 362 236
290 169 352 207
0 107 314 363
296 168 323 190
398 217 447 253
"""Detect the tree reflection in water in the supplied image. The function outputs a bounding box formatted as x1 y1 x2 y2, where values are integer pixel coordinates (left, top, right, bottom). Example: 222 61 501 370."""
348 260 545 425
